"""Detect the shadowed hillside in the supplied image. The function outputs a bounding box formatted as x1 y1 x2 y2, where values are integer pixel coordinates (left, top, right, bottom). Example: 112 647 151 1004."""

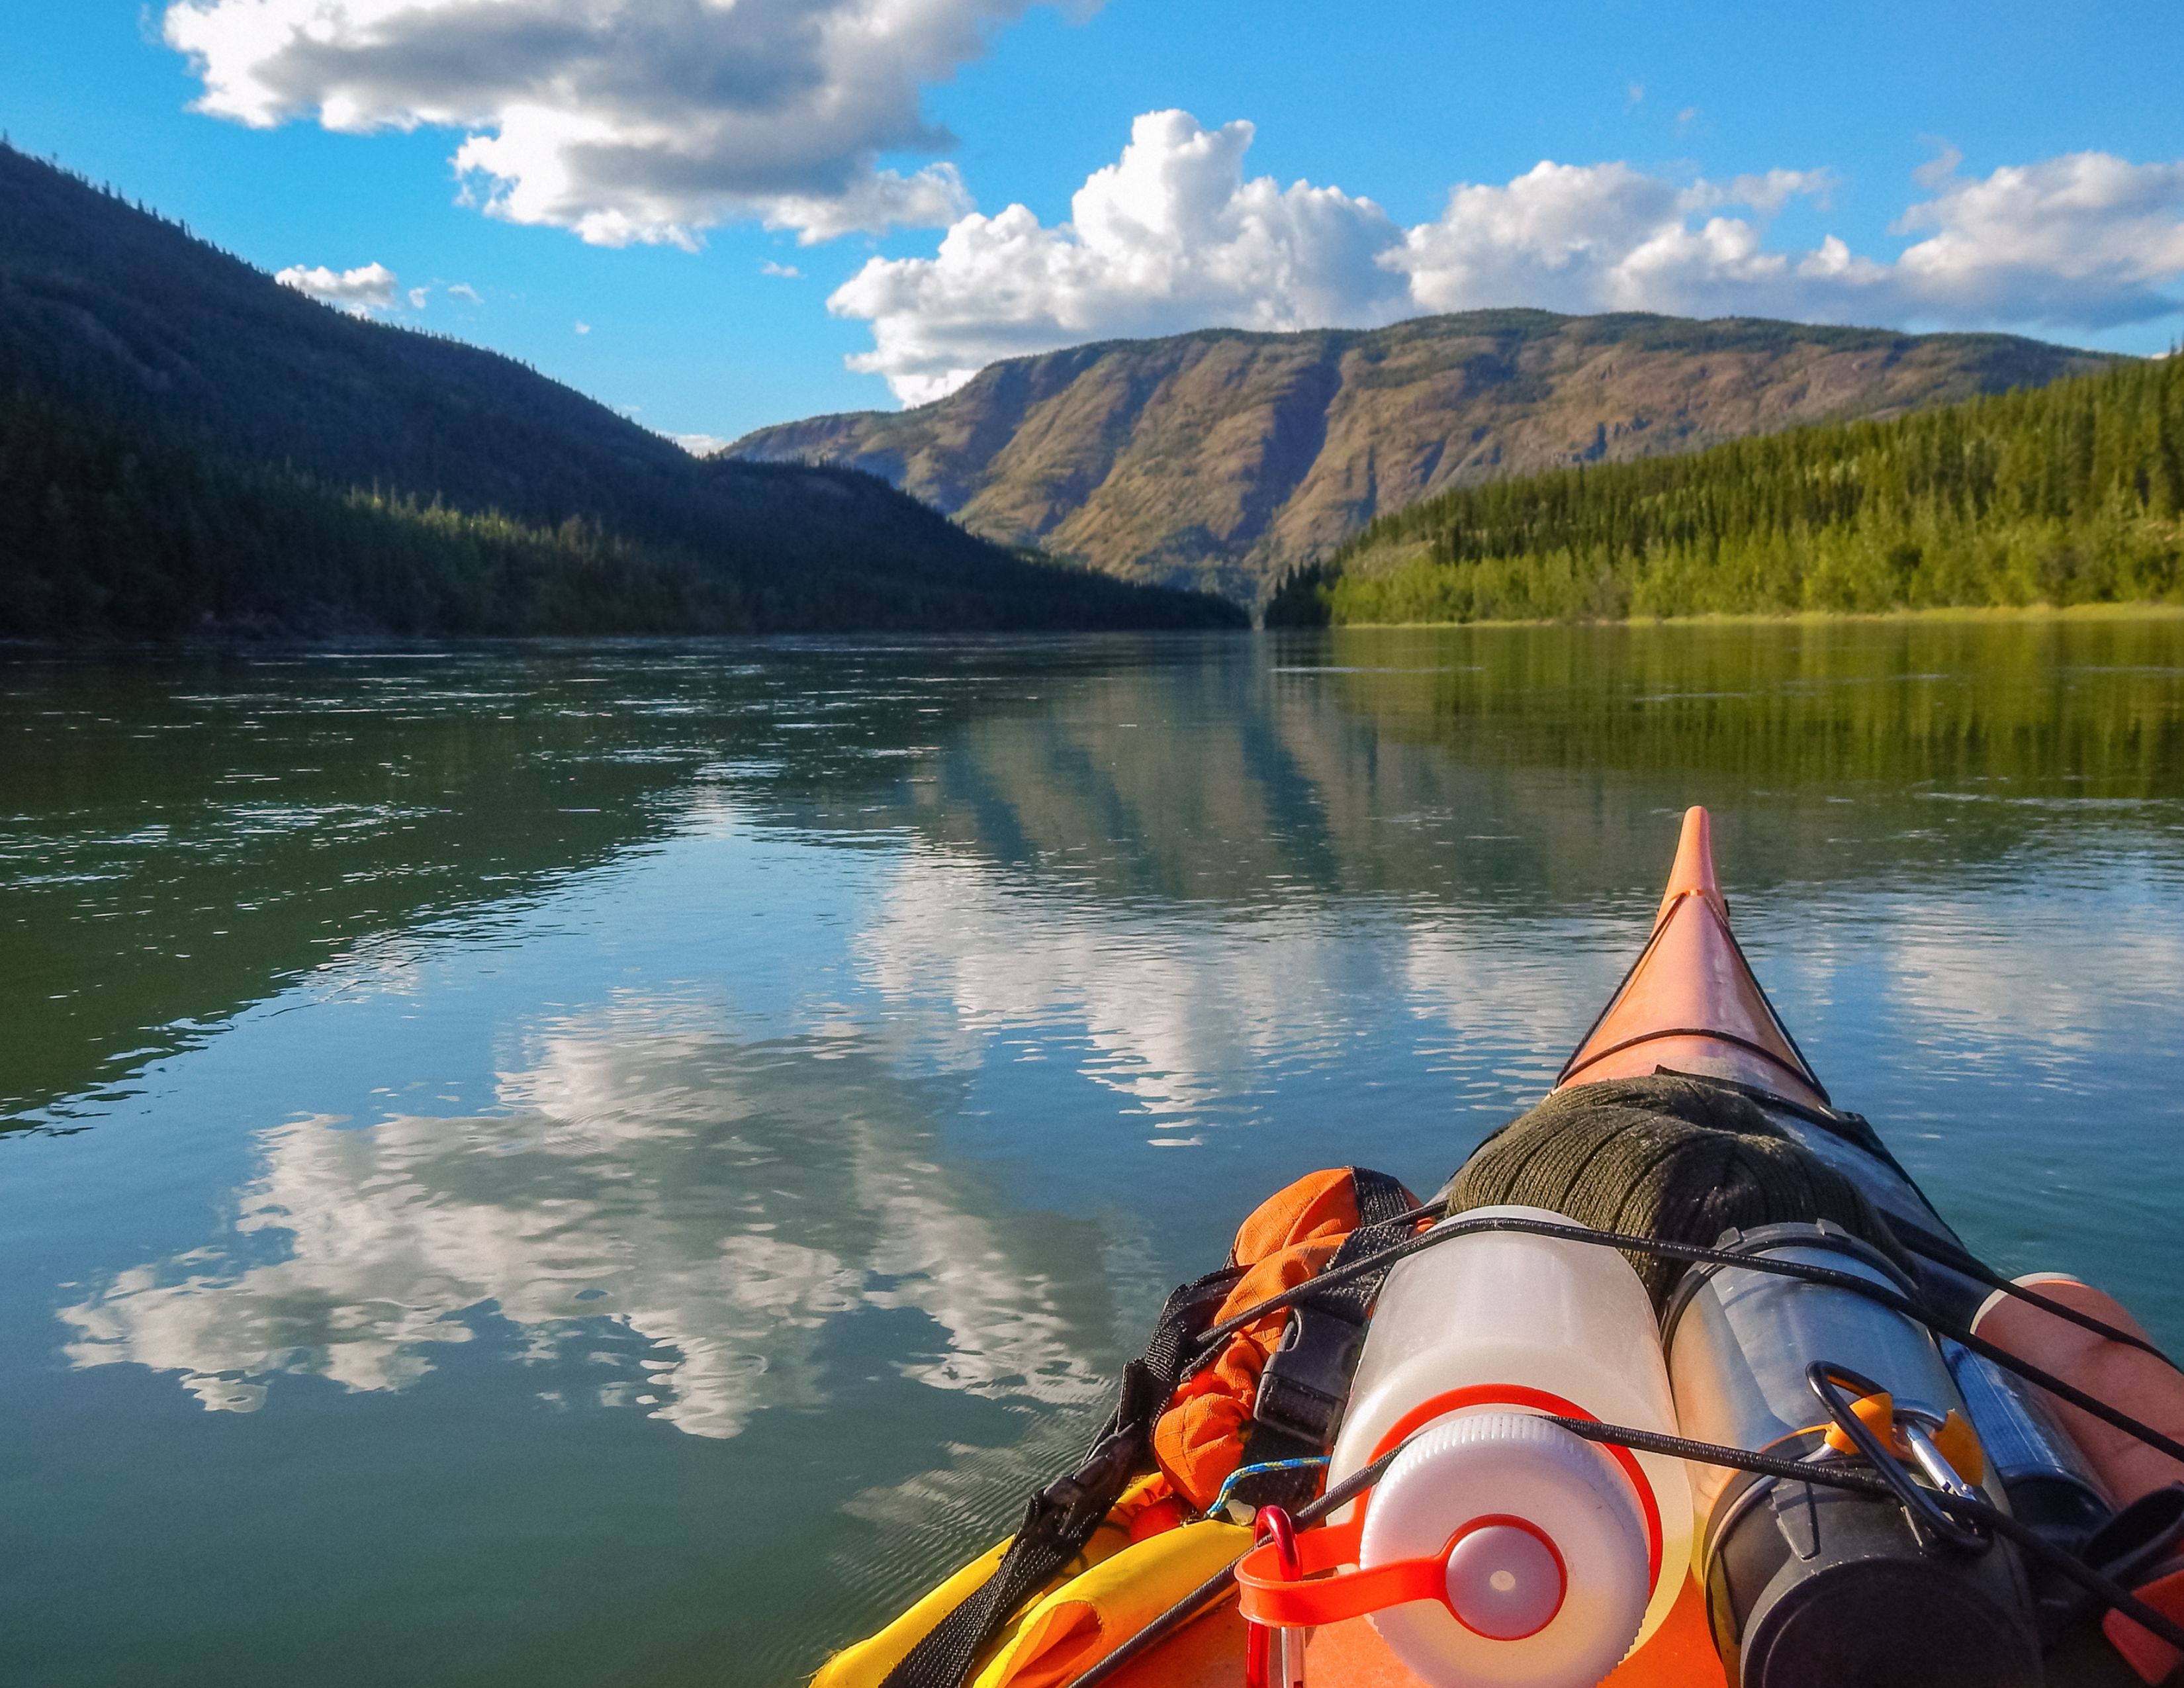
727 311 2115 602
0 145 1242 636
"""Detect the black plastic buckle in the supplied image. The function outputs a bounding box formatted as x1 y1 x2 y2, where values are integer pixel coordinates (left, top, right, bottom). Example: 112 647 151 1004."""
1037 1427 1139 1534
1251 1306 1367 1448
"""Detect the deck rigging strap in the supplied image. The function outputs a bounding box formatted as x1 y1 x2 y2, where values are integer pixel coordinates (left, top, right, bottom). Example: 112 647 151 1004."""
1075 1411 2184 1688
1199 1210 2184 1472
874 1262 1242 1688
1227 1166 1417 1511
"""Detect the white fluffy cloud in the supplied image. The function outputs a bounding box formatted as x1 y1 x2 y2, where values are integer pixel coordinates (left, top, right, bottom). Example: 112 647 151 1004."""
831 112 2184 403
833 110 1412 405
1888 152 2184 327
1392 162 1844 321
275 259 400 312
163 0 1077 247
1399 151 2184 330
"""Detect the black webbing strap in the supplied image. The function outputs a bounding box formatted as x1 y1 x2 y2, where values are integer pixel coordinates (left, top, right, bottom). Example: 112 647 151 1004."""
1227 1166 1415 1511
876 1264 1243 1688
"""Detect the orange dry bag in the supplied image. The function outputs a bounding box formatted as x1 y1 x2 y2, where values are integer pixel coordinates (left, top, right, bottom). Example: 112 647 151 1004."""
818 1167 1419 1688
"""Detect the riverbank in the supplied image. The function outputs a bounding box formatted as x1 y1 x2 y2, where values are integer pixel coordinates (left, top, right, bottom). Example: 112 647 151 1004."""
1265 357 2183 631
1318 600 2184 631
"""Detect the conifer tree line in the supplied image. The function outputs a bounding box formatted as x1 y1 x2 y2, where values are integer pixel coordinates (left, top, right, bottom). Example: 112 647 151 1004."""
1267 353 2184 625
0 383 763 636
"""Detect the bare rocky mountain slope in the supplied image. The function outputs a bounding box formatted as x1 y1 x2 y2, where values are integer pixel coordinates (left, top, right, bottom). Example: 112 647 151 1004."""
727 310 2115 603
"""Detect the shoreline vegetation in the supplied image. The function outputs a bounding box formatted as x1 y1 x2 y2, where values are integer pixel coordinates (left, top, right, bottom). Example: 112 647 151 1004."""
1267 354 2184 628
1318 601 2184 631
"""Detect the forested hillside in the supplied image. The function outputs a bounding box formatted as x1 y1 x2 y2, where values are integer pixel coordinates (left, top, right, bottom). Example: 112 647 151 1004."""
1269 355 2183 625
729 312 2113 601
0 385 768 635
0 144 1241 637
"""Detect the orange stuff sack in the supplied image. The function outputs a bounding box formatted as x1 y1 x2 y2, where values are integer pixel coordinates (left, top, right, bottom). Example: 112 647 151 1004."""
1972 1274 2184 1507
1151 1167 1416 1513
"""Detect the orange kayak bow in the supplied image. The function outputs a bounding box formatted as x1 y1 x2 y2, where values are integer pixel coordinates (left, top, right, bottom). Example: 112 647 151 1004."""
1555 807 1828 1111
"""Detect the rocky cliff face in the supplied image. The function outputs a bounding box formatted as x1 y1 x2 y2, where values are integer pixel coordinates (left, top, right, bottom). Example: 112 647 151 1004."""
728 310 2114 602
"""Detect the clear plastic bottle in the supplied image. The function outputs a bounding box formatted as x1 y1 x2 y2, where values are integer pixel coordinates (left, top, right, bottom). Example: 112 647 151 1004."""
1325 1205 1694 1682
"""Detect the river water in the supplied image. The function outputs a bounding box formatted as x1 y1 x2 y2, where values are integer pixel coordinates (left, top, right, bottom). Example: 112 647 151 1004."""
5 622 2183 1687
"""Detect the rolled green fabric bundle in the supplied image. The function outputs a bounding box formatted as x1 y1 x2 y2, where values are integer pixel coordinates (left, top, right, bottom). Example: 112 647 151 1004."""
1447 1073 1912 1310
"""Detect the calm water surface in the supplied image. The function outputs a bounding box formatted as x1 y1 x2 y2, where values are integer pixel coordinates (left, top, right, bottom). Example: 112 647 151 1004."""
5 623 2184 1687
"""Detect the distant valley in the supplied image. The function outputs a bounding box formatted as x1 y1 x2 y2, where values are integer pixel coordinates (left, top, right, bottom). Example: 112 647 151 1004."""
727 312 2116 603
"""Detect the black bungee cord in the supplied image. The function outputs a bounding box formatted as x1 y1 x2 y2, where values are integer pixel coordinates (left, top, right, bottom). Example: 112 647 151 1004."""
1890 1225 2180 1372
1189 1207 2184 1470
1077 1201 2184 1687
1075 1403 2184 1688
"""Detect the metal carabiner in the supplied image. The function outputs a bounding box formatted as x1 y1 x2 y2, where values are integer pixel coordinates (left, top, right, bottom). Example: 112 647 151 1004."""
1806 1361 1988 1553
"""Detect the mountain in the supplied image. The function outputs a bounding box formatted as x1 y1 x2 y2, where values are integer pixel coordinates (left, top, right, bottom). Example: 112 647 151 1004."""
1267 353 2182 625
725 311 2118 603
0 144 1241 637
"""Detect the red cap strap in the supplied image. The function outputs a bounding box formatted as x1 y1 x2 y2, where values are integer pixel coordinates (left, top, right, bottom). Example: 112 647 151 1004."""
1236 1517 1456 1628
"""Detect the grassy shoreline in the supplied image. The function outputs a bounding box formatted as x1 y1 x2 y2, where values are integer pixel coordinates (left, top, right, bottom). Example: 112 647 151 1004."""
1316 600 2184 631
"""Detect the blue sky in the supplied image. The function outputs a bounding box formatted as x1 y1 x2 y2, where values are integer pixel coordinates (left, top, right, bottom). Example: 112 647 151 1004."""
3 0 2180 445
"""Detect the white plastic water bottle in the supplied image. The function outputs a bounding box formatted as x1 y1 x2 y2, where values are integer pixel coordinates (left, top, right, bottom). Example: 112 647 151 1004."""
1324 1205 1694 1687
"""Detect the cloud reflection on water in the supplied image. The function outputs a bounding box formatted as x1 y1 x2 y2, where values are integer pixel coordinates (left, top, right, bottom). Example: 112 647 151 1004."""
64 839 2184 1440
856 844 1369 1134
60 998 1111 1437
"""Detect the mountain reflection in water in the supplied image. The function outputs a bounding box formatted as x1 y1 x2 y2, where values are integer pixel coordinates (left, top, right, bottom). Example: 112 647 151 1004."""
5 624 2184 1688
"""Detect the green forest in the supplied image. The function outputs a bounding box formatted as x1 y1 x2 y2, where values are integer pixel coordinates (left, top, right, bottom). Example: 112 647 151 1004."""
1269 353 2184 626
0 379 1251 637
0 383 766 636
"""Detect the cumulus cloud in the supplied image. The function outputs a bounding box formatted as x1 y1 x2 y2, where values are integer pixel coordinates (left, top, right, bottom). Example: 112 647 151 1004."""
673 433 731 457
161 0 1075 247
1390 160 1846 322
833 109 1413 405
1889 152 2184 328
447 281 482 303
275 260 400 313
830 111 2184 403
1400 152 2184 330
